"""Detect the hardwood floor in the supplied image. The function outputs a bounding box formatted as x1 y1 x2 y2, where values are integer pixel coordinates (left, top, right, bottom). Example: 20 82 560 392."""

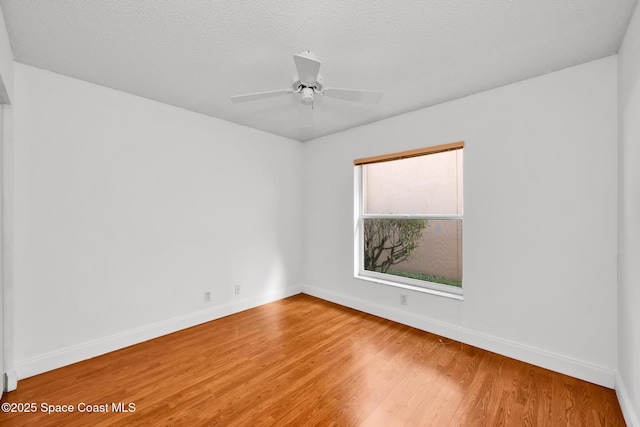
0 294 626 426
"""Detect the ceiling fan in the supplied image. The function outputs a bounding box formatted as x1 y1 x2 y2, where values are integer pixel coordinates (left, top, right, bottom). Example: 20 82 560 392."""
230 50 383 127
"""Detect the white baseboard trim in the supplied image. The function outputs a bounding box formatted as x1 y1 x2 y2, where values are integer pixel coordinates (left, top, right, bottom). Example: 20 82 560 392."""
14 285 617 392
301 284 616 388
15 286 302 381
616 373 640 427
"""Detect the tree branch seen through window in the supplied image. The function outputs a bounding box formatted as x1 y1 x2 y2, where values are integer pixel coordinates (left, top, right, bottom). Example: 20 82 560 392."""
363 218 428 273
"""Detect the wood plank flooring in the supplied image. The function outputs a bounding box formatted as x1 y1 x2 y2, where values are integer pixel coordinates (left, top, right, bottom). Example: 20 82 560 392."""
0 294 626 426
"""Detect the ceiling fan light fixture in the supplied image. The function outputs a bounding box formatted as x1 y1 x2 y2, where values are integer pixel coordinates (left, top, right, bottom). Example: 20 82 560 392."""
300 87 314 104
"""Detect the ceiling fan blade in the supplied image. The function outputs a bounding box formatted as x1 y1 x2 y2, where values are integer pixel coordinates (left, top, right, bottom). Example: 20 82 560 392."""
230 89 291 103
298 104 314 128
323 88 383 104
293 53 321 85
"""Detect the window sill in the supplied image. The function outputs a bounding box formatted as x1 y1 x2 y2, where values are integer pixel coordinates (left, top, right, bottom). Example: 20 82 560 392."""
355 273 464 301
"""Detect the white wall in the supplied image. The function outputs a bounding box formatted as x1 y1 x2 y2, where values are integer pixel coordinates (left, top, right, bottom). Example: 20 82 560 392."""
0 1 13 393
617 2 640 425
0 3 12 104
303 57 618 387
12 63 303 378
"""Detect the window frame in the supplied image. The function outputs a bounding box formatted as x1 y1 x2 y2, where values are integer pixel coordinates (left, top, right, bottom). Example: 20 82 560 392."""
354 142 464 299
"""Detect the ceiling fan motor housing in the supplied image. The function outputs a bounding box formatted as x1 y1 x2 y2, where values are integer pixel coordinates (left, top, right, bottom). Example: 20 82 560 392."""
292 74 323 91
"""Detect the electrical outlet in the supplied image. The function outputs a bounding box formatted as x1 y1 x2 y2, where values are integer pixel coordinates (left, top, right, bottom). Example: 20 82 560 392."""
204 291 211 302
234 285 241 295
400 294 407 305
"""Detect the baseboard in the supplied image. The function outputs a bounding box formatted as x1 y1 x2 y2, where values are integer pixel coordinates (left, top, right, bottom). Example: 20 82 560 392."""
301 284 616 388
14 284 617 392
15 286 302 381
616 373 640 427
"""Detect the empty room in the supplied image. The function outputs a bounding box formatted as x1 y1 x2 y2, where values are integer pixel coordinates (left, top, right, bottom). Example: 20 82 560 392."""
0 1 639 426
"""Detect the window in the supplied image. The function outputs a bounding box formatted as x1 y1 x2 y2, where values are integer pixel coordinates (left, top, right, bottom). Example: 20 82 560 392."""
354 142 463 297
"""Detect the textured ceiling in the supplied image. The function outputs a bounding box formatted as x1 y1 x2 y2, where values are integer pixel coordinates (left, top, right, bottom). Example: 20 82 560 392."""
0 0 637 142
